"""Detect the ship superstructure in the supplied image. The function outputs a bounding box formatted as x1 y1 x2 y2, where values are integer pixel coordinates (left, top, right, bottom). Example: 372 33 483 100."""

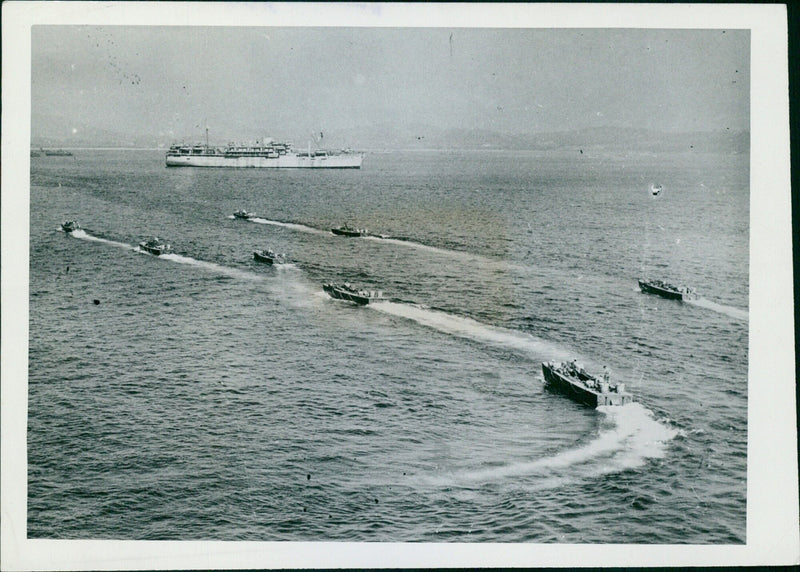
165 133 363 169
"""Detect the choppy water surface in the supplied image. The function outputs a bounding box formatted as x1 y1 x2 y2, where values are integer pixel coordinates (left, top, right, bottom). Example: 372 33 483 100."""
28 147 748 542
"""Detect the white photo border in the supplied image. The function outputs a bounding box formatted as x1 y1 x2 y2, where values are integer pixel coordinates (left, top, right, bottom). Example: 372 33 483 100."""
2 2 796 569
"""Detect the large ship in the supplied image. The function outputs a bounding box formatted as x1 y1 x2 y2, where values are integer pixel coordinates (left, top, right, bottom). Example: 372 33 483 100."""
165 131 363 169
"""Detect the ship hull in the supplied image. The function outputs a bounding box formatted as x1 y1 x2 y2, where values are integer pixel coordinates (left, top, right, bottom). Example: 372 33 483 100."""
542 363 631 407
166 153 362 169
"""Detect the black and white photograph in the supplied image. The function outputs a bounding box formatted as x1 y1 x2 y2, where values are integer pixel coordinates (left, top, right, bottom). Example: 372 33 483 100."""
2 2 797 569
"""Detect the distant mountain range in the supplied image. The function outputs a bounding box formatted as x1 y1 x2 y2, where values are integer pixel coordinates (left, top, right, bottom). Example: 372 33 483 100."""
334 124 749 154
30 114 748 154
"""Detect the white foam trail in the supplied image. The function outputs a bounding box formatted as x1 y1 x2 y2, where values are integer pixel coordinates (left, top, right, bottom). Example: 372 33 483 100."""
363 235 480 261
159 253 262 281
70 230 266 281
429 403 678 487
686 298 748 321
247 222 524 270
69 229 137 251
264 276 325 309
371 301 571 361
365 236 531 274
250 218 327 235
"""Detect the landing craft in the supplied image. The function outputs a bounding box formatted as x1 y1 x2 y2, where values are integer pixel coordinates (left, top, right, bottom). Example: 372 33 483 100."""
233 209 256 220
323 283 383 305
253 248 286 265
139 237 172 256
638 278 698 301
331 223 369 237
61 220 81 233
542 361 632 407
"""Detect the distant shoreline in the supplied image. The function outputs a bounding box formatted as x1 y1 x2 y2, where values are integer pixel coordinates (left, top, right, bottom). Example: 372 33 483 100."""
33 147 163 151
29 128 749 155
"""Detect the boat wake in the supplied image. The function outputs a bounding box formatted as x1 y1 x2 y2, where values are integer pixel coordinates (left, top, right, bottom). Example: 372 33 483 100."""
244 221 525 271
69 228 299 282
159 253 262 281
370 301 572 362
369 301 680 487
68 229 138 251
364 236 529 274
685 298 748 321
427 403 678 488
249 218 328 235
364 235 479 260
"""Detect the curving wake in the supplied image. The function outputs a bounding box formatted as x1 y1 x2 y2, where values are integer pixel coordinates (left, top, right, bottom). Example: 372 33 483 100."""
428 402 679 488
368 299 681 486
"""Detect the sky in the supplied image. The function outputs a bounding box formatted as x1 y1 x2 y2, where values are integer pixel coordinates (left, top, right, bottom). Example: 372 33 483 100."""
31 26 749 144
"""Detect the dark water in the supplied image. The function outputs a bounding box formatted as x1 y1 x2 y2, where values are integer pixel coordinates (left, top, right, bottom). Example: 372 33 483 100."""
28 146 748 542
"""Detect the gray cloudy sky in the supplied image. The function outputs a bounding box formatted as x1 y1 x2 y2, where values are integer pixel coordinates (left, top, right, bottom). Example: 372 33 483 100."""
31 26 749 143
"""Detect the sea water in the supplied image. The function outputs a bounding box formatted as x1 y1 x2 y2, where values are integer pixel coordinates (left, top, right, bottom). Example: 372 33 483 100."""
27 146 748 542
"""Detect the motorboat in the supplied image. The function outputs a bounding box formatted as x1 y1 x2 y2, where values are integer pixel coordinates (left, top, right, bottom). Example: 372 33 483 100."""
138 237 172 256
638 279 697 301
331 223 368 237
253 248 286 265
323 282 383 305
233 209 256 219
61 220 81 233
542 361 632 407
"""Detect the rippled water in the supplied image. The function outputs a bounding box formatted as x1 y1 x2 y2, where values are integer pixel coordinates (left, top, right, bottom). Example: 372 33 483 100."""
28 147 748 542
